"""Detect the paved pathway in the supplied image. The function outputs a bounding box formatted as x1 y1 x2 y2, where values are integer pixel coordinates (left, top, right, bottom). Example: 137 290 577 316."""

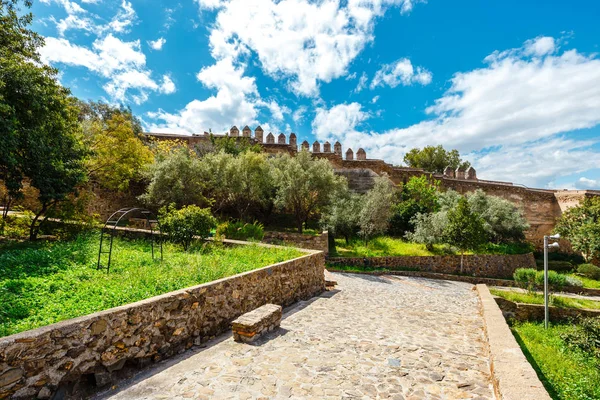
99 273 494 400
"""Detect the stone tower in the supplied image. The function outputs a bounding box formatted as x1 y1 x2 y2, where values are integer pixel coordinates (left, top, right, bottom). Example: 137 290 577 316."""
255 126 264 142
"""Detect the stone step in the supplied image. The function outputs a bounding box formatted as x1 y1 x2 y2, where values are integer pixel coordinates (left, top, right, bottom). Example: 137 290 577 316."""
231 304 282 343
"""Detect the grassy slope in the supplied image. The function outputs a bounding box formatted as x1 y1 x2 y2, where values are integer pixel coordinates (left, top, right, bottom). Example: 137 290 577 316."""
490 289 600 310
512 322 600 400
568 274 600 289
0 233 302 337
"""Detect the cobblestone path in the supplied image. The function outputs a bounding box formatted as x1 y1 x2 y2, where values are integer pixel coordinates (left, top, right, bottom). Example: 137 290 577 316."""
101 273 494 400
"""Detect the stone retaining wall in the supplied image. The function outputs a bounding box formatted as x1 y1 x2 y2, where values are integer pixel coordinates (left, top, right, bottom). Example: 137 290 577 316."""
0 251 325 399
327 253 536 279
262 231 329 254
493 297 600 322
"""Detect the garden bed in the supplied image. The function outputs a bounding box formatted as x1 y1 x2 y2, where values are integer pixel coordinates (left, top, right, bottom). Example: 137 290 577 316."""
511 321 600 400
0 233 303 337
491 289 600 310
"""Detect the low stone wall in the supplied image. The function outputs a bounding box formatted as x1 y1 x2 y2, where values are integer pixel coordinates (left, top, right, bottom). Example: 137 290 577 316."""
262 231 329 254
0 251 325 399
494 297 600 322
327 253 536 279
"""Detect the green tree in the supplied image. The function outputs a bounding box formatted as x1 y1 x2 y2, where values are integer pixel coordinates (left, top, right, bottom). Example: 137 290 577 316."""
358 175 396 243
555 197 600 262
139 148 209 209
82 110 154 191
320 188 363 244
271 150 346 233
159 205 216 251
389 176 440 236
444 197 487 272
405 211 448 251
403 145 470 173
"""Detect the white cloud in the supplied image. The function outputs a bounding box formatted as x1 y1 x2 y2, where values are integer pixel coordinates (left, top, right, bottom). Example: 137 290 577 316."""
292 106 308 123
371 95 380 103
370 58 432 89
203 0 423 97
312 103 369 138
524 36 556 57
354 72 368 93
577 177 600 190
148 37 166 50
313 37 600 188
40 35 175 103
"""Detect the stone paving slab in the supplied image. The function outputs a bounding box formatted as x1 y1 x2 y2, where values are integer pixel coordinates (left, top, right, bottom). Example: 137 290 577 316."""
99 273 494 400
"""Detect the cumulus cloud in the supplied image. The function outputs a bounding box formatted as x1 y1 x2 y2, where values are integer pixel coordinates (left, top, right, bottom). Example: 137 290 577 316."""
40 34 175 103
148 37 166 50
370 58 432 89
45 0 136 36
313 37 600 188
355 72 368 93
577 177 600 190
312 103 369 138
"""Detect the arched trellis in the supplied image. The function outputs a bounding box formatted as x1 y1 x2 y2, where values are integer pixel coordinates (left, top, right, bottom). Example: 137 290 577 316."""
97 208 163 273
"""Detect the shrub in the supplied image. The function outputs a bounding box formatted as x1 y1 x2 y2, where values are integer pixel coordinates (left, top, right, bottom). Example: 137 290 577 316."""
534 260 574 273
561 317 600 358
159 205 217 250
577 264 600 280
535 270 567 288
1 212 34 239
565 276 584 288
514 268 537 291
216 221 264 241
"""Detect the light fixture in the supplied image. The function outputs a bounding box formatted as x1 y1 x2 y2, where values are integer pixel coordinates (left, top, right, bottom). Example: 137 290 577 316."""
547 242 560 248
548 233 561 240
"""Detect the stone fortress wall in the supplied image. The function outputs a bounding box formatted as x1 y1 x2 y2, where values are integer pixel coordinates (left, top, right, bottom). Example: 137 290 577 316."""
147 126 600 248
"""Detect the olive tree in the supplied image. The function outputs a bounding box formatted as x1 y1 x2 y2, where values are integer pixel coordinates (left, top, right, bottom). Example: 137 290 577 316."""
358 175 396 243
444 197 487 272
555 197 600 262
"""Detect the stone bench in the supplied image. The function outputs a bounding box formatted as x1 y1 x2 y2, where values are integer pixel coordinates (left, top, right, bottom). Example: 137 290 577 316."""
231 304 282 343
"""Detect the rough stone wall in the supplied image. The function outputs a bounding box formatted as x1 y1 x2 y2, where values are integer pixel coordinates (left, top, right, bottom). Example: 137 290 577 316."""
0 252 325 399
494 297 600 322
327 253 536 279
262 231 329 254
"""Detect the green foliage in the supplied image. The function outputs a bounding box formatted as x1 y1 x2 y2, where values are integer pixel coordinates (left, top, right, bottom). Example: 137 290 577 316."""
358 176 396 243
139 147 209 209
565 276 584 288
320 188 363 243
483 241 534 255
555 197 600 262
404 211 447 251
79 102 153 191
568 274 600 289
271 150 347 233
389 176 439 236
514 268 538 291
216 220 264 241
491 289 600 309
0 211 32 238
0 233 302 337
444 197 487 255
535 270 567 288
512 321 600 400
535 260 574 273
561 317 600 359
206 134 261 156
332 236 454 257
577 263 600 280
403 145 470 173
159 205 216 250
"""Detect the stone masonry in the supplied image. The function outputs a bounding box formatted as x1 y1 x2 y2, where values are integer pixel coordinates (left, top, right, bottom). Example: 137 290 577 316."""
0 251 325 399
231 304 282 343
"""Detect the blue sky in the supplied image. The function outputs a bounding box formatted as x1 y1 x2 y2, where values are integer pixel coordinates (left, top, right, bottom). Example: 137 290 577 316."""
32 0 600 189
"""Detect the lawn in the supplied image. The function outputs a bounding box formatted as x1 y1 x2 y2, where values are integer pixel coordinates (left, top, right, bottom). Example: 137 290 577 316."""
331 236 532 258
512 321 600 400
0 233 302 337
568 274 600 289
490 289 600 310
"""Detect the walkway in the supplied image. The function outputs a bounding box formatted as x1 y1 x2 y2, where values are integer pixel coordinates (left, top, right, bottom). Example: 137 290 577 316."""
99 273 494 400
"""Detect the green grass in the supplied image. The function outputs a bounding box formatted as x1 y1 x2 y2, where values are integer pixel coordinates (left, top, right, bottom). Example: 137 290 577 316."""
512 321 600 400
0 233 302 337
331 236 533 258
490 289 600 310
568 274 600 289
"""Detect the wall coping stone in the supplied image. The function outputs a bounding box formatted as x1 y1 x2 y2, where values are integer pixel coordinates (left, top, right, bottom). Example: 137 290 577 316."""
476 284 551 400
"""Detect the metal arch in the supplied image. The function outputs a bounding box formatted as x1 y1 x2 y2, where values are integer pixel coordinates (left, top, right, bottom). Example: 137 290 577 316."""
97 207 163 273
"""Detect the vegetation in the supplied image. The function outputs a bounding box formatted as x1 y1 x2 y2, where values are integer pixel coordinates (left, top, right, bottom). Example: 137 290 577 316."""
388 175 439 236
491 289 600 310
159 205 216 251
403 145 470 174
444 197 487 272
555 197 600 262
512 321 600 400
332 237 456 257
0 233 302 337
569 274 600 289
358 176 395 243
513 268 567 291
216 220 264 241
320 190 363 244
577 263 600 280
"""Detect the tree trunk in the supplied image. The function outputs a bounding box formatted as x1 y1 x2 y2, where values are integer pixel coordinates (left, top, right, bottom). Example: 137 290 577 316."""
296 219 303 234
29 203 48 241
460 252 464 274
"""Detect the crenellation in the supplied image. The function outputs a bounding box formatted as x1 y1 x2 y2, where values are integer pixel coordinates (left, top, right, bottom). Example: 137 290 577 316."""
466 166 477 180
324 141 331 153
301 140 310 151
289 133 297 148
230 125 239 137
357 148 366 160
334 141 342 156
242 125 251 137
313 141 321 153
255 126 264 142
346 148 354 161
455 166 466 179
443 166 454 178
278 133 286 144
266 132 275 144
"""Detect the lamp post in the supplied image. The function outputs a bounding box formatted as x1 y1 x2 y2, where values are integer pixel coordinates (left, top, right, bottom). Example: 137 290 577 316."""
544 233 560 329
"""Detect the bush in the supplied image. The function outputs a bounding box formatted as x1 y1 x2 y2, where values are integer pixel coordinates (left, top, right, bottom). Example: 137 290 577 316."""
535 270 567 288
561 317 600 358
159 205 217 250
565 276 584 288
577 264 600 280
534 260 574 273
216 221 264 241
514 268 537 291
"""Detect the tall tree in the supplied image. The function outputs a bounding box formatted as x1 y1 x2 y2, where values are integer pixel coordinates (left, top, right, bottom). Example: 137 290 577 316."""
389 176 440 236
403 145 470 173
444 197 487 272
320 187 363 244
555 197 600 262
358 175 396 243
271 150 346 233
